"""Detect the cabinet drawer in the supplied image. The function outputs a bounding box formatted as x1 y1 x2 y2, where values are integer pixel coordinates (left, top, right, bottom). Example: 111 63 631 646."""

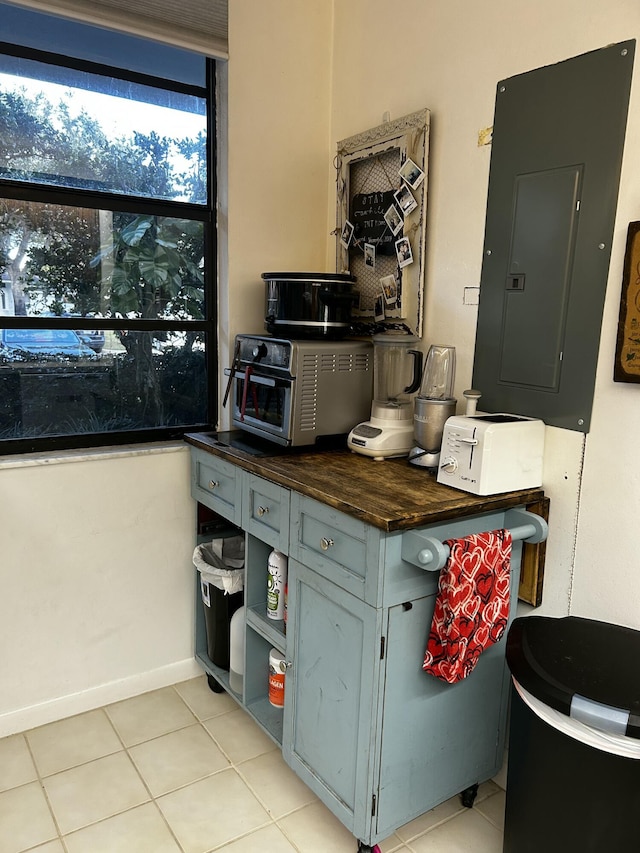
243 474 290 552
290 493 381 603
190 448 242 526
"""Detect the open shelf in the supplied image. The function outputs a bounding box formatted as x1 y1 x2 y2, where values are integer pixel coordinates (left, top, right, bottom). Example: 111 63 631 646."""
195 651 237 698
245 695 284 745
247 603 285 650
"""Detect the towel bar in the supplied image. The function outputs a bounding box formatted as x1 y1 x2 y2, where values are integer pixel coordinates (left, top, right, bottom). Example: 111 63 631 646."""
407 508 548 572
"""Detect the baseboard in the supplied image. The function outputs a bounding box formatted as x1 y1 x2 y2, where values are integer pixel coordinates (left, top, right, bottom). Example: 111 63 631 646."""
0 658 202 738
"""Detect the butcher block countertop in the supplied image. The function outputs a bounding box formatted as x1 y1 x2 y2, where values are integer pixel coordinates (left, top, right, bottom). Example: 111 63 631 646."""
184 431 546 534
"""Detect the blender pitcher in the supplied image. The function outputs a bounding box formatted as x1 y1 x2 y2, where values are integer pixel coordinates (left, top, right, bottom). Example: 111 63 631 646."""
348 333 423 460
409 345 457 468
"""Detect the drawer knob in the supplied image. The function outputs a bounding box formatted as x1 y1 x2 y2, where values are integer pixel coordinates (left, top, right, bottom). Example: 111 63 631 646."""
208 480 219 490
320 537 334 551
281 659 293 671
257 505 269 517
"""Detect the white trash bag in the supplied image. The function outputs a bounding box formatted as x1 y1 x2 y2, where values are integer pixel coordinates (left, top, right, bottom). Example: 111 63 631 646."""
193 536 244 595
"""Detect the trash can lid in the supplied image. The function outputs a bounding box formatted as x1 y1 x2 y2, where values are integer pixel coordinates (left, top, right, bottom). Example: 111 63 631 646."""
506 616 640 740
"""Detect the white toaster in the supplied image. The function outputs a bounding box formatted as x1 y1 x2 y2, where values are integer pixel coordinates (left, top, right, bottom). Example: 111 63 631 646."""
436 413 545 495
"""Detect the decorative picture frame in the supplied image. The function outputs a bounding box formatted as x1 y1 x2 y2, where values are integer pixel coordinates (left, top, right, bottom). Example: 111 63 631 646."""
614 221 640 383
335 108 430 336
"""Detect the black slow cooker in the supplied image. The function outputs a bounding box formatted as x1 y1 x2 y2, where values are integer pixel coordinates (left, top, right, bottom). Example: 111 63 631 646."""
263 271 358 339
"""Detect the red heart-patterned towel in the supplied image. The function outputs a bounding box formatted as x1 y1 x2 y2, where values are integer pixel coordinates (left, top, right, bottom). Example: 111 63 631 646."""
423 529 512 684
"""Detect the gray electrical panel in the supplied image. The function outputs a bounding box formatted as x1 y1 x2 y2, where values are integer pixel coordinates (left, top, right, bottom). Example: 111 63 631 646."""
473 41 635 432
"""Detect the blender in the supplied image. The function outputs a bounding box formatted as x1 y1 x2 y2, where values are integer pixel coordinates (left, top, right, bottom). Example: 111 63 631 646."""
409 345 457 468
348 333 423 460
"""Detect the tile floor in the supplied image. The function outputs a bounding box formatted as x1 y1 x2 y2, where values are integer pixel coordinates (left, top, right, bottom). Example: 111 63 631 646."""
0 676 507 853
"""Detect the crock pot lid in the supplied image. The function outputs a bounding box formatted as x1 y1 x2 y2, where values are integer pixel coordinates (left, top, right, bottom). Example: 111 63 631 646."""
262 271 356 283
372 333 419 345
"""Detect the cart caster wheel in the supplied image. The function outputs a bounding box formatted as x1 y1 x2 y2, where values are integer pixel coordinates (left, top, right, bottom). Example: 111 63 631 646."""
460 782 479 808
207 674 224 694
357 843 381 852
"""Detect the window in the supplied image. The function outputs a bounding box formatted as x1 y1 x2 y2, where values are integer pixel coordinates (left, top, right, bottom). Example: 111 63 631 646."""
0 31 216 453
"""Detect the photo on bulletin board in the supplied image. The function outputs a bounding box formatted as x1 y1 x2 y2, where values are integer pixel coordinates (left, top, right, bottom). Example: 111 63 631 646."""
394 184 417 216
395 236 413 268
364 243 376 269
341 219 354 249
384 204 403 236
399 157 425 190
614 221 640 383
380 274 398 305
374 294 385 321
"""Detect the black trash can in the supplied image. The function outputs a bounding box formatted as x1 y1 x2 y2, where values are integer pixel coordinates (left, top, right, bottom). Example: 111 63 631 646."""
194 537 244 670
504 616 640 853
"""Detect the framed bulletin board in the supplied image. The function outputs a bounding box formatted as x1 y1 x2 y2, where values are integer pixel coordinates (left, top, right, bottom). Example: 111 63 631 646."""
615 221 640 382
335 109 430 337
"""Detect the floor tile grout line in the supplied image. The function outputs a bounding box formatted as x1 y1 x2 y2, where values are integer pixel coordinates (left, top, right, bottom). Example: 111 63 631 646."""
148 686 312 852
21 700 185 850
22 705 126 780
20 709 273 848
103 711 199 749
111 714 191 853
266 818 305 853
20 728 68 850
198 713 249 767
472 801 506 833
103 685 271 852
57 799 189 853
100 703 129 751
118 751 185 851
4 676 507 853
52 754 155 843
72 697 335 849
233 761 318 823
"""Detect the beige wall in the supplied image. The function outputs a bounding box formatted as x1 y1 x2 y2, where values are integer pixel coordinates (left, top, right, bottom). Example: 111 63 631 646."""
221 0 334 427
0 447 198 736
328 0 640 626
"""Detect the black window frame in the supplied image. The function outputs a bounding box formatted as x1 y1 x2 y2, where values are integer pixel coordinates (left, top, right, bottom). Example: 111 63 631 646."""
0 40 218 455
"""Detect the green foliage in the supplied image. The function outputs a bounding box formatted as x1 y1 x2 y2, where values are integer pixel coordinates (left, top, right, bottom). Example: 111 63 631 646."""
0 90 62 171
91 213 204 319
1 83 207 320
0 86 206 200
0 344 207 438
0 78 210 433
20 205 102 315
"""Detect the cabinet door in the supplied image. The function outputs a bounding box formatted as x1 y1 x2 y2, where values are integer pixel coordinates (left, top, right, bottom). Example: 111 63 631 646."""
374 594 511 839
283 559 382 840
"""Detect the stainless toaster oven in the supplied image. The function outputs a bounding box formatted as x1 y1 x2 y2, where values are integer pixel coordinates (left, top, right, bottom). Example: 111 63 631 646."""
227 335 373 446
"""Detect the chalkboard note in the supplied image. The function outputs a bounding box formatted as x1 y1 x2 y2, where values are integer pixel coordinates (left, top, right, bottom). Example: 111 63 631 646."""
351 190 396 255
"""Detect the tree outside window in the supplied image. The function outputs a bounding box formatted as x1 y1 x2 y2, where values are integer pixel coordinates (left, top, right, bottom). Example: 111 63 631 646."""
0 46 215 451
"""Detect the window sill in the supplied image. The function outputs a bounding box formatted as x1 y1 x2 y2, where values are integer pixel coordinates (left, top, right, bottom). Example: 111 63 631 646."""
0 440 186 470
